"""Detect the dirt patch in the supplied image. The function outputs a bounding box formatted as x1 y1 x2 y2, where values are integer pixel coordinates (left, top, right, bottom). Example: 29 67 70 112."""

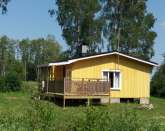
153 116 165 120
6 97 18 100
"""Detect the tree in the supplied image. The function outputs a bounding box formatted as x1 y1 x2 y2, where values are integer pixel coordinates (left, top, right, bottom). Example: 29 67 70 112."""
19 39 31 81
30 36 61 65
53 0 103 57
151 54 165 98
101 0 157 60
0 36 16 77
0 0 10 14
19 36 62 80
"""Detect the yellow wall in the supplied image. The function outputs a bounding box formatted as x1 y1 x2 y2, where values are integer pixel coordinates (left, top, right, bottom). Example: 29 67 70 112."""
50 65 72 80
70 55 152 98
50 66 64 80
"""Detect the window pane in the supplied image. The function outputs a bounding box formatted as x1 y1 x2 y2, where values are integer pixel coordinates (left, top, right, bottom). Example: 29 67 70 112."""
114 72 120 88
103 72 108 80
109 72 113 88
102 71 120 89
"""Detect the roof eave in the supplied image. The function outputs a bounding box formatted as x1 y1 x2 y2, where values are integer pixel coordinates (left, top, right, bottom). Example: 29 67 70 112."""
44 51 158 67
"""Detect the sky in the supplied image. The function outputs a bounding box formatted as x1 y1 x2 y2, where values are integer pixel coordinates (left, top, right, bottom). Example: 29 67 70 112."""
0 0 164 65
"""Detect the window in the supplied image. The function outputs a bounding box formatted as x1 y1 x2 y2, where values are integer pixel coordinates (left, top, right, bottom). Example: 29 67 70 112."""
102 70 121 89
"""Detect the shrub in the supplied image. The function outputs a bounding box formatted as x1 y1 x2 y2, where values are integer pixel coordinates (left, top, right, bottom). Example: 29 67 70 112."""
0 103 163 130
23 100 56 130
0 72 21 92
67 107 162 131
151 63 165 98
0 77 6 92
151 55 165 98
5 72 21 91
21 81 38 95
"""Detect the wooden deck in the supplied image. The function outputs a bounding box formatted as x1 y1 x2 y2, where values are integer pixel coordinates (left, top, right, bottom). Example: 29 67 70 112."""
39 78 111 107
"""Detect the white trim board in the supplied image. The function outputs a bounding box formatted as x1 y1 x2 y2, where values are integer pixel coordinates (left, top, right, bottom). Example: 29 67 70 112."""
42 52 158 67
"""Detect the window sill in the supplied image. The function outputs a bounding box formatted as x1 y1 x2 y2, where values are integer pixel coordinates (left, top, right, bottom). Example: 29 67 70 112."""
110 88 121 91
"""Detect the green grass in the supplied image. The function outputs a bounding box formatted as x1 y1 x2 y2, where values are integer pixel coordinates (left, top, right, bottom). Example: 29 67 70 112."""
0 81 37 113
0 91 29 112
0 82 165 130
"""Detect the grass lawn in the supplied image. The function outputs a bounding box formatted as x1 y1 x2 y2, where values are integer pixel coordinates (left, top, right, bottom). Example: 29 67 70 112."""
0 91 165 121
0 82 35 113
0 83 165 130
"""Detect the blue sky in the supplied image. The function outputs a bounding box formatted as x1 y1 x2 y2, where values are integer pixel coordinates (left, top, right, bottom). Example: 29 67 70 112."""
0 0 164 64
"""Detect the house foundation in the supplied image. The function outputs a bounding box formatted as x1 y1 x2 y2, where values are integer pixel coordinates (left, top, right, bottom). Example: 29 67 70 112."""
100 97 121 104
110 98 120 103
100 97 110 104
140 97 149 104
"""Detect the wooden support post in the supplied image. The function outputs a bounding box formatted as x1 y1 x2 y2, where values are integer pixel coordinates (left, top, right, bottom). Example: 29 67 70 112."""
109 80 111 104
48 95 51 101
63 77 66 109
46 67 49 93
54 95 56 104
37 67 40 92
63 97 66 109
87 98 90 106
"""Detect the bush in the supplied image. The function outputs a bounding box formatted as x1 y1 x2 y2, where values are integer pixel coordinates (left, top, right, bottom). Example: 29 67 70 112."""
0 77 6 92
0 102 163 130
21 81 39 99
24 100 56 130
67 107 161 131
5 72 21 91
151 63 165 98
0 72 21 92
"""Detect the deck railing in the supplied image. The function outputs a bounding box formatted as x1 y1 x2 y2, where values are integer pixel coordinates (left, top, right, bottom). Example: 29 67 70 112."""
64 78 110 96
42 78 111 96
44 80 64 93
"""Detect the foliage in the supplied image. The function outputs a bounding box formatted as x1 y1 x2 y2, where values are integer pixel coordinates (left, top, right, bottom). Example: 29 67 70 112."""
58 50 70 61
0 83 164 130
19 35 62 81
0 0 10 14
67 107 161 131
0 35 62 81
0 36 16 77
151 55 165 98
5 72 21 91
0 85 164 130
7 61 24 80
101 0 157 60
54 0 103 57
21 81 38 97
0 101 163 130
53 0 157 60
0 76 5 91
0 71 21 92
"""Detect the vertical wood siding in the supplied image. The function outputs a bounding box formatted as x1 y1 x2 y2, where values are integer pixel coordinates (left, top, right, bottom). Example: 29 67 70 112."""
70 55 152 98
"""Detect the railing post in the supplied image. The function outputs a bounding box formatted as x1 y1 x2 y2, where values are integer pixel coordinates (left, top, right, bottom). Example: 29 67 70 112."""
88 79 90 96
46 67 50 93
87 98 90 106
64 77 66 95
109 79 111 104
97 79 99 94
63 77 66 109
46 80 49 93
82 78 84 96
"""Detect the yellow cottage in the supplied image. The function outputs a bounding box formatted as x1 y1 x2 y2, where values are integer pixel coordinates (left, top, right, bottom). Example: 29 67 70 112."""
38 51 158 106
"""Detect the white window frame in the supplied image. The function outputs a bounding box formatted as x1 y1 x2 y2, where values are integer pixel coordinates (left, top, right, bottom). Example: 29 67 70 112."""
101 69 122 90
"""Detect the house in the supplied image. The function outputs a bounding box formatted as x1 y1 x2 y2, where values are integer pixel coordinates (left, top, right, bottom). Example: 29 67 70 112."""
37 51 158 107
